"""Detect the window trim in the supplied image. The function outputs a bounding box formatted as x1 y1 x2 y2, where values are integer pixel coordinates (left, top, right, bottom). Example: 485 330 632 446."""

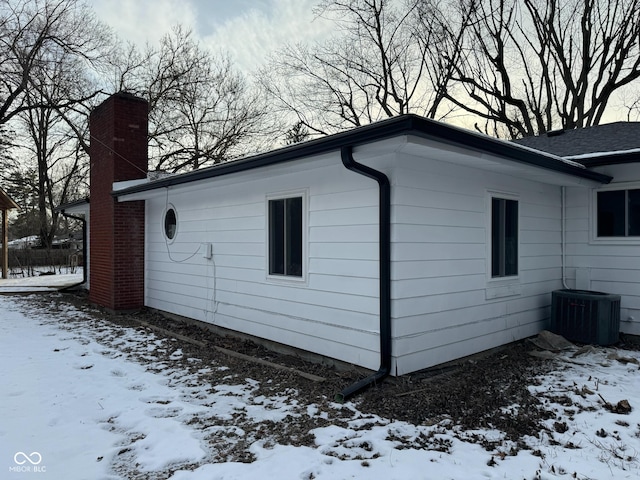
591 182 640 245
265 190 308 283
486 191 520 285
163 204 178 243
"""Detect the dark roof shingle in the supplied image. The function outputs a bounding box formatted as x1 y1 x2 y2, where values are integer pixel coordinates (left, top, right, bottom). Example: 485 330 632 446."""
514 122 640 157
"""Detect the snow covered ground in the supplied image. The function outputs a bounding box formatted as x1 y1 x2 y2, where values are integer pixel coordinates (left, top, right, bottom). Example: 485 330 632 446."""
0 271 83 293
2 293 640 479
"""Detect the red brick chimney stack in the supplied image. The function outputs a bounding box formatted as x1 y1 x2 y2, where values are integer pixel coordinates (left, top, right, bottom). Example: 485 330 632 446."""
89 93 148 311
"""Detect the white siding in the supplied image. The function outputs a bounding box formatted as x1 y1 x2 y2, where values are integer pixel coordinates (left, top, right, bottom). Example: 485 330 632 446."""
144 155 383 369
387 154 562 375
140 143 597 376
566 164 640 335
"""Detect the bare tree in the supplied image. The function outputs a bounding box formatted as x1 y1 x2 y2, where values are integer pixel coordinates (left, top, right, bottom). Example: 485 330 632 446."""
623 91 640 122
0 125 11 163
0 0 111 126
19 61 88 249
258 0 457 137
284 122 311 145
114 26 271 172
1 2 272 250
426 0 640 138
0 0 110 250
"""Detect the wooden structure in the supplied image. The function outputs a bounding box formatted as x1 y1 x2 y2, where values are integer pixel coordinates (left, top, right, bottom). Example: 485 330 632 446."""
0 187 19 279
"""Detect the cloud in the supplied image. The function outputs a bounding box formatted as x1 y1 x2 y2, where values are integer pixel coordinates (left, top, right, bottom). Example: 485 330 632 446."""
202 0 333 74
91 0 199 47
89 0 332 74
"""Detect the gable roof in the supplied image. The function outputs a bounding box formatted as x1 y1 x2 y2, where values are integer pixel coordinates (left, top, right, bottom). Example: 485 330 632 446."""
513 122 640 167
0 187 18 211
113 114 611 199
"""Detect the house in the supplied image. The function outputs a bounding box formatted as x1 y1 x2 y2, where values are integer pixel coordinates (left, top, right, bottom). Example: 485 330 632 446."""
63 93 631 396
0 187 19 279
515 123 640 335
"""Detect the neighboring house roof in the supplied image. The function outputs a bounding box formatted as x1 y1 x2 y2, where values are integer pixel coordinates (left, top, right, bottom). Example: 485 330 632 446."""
513 122 640 167
113 114 611 199
55 198 89 215
0 187 19 210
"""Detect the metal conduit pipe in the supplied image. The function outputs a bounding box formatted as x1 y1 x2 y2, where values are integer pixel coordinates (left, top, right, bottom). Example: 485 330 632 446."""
336 146 392 402
561 186 569 289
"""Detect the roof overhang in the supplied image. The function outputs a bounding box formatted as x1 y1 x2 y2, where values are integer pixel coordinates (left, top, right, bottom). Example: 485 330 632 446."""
0 187 19 211
112 115 612 201
55 198 89 216
565 148 640 167
390 136 606 187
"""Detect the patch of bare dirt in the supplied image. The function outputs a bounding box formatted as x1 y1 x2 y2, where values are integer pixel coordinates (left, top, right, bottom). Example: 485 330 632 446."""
355 344 557 444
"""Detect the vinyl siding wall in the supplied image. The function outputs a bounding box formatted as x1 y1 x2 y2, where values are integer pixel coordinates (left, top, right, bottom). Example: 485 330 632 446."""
389 153 562 375
143 147 573 375
565 164 640 335
144 155 383 370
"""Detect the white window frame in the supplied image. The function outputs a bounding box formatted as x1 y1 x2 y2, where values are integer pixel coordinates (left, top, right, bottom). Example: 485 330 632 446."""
591 182 640 245
163 203 178 244
265 190 308 284
485 191 521 298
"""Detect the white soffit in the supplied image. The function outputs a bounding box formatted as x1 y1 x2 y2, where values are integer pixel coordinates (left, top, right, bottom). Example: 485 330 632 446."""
394 135 602 187
60 201 90 215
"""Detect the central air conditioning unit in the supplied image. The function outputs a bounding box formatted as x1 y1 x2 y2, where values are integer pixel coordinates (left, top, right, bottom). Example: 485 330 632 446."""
550 289 621 346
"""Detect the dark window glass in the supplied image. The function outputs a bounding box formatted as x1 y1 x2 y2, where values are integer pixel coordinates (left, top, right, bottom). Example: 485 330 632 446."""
597 190 625 236
269 197 303 277
504 199 518 276
286 197 303 276
164 208 177 239
628 190 640 236
269 200 285 274
491 198 518 278
491 198 501 277
597 189 640 237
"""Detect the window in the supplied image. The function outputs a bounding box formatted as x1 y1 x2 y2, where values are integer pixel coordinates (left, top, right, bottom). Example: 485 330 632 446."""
597 189 640 237
164 207 177 240
491 197 518 278
268 196 303 277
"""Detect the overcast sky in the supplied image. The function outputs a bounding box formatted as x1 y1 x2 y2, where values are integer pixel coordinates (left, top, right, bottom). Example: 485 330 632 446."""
90 0 333 74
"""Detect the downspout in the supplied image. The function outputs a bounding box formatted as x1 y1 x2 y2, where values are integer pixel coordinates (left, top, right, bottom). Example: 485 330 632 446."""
561 187 569 289
336 146 392 402
59 211 88 289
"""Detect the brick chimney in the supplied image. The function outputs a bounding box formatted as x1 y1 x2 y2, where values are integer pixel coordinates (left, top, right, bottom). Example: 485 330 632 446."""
89 93 148 311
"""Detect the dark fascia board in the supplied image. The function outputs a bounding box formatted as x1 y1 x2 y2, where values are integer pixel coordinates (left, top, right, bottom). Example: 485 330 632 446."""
54 197 89 213
113 115 612 198
571 151 640 168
